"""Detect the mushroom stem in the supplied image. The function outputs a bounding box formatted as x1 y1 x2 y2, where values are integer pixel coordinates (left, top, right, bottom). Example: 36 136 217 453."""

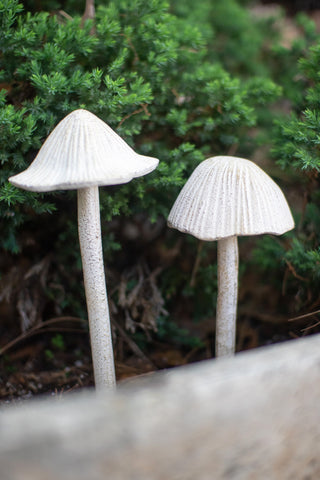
216 235 239 358
77 186 116 389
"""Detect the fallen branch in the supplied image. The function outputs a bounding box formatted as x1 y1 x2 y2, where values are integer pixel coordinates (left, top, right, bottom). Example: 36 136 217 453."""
0 317 86 356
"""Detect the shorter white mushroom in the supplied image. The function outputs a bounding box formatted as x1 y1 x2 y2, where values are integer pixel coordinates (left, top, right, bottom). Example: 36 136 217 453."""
168 155 294 358
9 109 159 389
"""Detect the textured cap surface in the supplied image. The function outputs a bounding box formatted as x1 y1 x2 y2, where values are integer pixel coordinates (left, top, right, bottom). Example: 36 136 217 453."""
168 155 294 240
9 109 159 192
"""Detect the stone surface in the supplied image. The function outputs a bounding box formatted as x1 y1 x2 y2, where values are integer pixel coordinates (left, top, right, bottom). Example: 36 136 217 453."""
1 335 320 479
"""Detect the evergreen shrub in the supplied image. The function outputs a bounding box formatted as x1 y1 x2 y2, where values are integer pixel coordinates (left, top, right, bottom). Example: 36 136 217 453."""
0 0 282 347
248 13 320 330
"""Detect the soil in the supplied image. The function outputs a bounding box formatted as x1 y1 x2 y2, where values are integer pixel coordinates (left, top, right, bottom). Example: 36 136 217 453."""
0 226 317 404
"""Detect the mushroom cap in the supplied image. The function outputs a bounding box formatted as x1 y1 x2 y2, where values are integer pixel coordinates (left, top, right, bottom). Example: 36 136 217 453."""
168 156 294 240
9 109 159 192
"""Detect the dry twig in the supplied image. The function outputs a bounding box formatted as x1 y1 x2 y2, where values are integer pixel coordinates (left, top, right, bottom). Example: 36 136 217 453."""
0 317 86 356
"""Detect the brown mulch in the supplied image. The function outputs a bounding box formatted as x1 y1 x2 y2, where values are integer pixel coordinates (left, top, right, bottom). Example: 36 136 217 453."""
0 287 315 404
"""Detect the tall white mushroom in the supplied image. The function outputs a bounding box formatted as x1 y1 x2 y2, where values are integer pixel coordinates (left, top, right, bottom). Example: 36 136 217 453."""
9 109 159 389
168 155 294 358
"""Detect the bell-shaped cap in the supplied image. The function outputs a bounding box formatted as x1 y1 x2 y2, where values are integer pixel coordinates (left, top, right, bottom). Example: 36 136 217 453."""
9 109 159 192
168 156 294 241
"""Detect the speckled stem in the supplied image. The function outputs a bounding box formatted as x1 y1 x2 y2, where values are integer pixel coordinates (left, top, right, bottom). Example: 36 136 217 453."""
216 236 239 358
77 186 116 389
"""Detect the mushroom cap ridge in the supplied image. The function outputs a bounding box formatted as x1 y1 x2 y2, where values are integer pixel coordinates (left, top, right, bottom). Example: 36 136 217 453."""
168 155 294 240
9 109 159 192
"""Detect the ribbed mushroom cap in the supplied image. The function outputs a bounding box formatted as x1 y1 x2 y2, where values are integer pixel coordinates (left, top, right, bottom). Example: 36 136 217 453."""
168 156 294 241
9 109 159 192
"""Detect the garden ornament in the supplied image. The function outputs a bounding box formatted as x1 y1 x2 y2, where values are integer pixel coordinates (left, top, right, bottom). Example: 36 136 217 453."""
9 109 159 389
168 155 294 358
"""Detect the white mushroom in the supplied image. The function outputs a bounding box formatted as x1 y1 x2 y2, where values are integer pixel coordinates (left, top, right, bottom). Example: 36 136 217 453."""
9 109 159 389
168 155 294 358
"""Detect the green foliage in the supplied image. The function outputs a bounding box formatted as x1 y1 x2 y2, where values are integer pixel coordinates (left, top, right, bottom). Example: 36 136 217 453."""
0 0 287 348
170 0 282 146
0 0 280 255
157 316 205 348
44 334 66 362
51 333 66 350
252 236 289 273
273 33 320 171
271 13 318 105
258 16 320 313
171 0 278 77
272 22 320 172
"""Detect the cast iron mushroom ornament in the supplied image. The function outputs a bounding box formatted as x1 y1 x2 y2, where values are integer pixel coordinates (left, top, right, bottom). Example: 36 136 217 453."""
168 155 294 358
9 109 159 389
